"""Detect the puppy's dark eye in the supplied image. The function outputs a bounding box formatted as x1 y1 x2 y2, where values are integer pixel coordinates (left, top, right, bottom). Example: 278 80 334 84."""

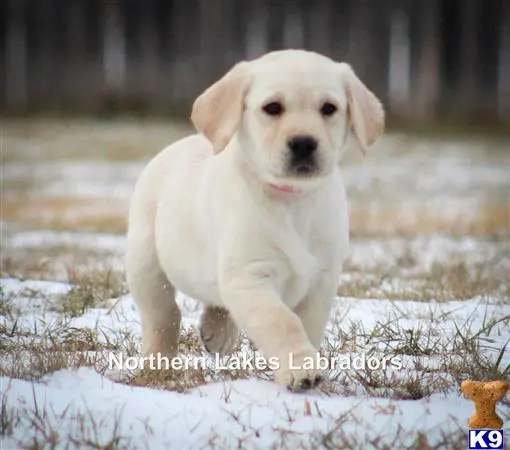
263 102 284 116
320 102 337 116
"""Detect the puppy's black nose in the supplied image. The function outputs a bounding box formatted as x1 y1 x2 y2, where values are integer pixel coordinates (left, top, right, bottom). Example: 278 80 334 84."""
288 135 318 159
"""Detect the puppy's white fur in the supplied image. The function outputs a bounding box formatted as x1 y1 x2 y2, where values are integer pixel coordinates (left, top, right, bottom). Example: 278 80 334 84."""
126 50 384 391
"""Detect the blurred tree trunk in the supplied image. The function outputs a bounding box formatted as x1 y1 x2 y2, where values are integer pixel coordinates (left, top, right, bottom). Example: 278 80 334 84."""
138 0 160 99
199 0 224 82
170 0 196 101
5 0 27 110
413 0 440 120
63 0 88 107
347 0 371 79
32 0 55 108
457 0 479 114
245 0 268 59
267 0 285 50
388 6 411 116
307 0 331 56
330 1 350 61
370 0 391 104
102 0 126 95
283 0 304 48
498 0 510 119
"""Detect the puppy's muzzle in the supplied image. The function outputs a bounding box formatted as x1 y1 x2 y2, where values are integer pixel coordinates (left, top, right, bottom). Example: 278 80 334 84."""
287 135 319 175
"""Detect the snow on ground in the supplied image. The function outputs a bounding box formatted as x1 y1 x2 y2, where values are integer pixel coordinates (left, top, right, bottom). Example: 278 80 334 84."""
6 229 126 255
1 271 509 449
2 367 471 449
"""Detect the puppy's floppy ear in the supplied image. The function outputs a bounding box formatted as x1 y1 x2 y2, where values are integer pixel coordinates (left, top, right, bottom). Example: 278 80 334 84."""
191 62 250 153
339 63 384 155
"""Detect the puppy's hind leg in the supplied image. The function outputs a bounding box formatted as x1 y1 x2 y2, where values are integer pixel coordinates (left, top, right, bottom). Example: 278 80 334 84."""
126 230 181 359
200 306 239 356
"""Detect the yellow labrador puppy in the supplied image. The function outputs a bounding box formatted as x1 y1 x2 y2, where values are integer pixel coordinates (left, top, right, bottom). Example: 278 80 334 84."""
126 50 384 391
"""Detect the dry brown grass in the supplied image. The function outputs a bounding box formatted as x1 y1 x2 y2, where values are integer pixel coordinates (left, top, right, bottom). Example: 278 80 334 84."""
1 244 122 281
2 272 508 398
1 196 128 234
339 255 509 303
3 194 508 237
0 261 126 320
319 304 510 403
0 320 103 380
350 203 510 238
2 117 192 163
58 266 127 317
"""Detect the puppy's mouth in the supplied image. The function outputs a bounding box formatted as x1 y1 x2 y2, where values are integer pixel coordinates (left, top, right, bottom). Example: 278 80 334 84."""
291 162 317 175
267 165 326 195
286 152 322 177
267 183 302 194
285 158 322 178
264 153 329 195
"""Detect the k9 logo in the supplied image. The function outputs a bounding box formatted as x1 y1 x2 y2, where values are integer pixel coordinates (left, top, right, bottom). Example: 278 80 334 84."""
468 430 504 449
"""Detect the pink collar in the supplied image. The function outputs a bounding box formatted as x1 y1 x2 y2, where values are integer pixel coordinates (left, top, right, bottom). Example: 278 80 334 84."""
267 183 302 194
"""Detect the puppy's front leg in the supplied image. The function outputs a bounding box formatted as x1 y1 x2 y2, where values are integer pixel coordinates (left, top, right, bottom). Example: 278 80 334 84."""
220 269 323 391
294 272 337 350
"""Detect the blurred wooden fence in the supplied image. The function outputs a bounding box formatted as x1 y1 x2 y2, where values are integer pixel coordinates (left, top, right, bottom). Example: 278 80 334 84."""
1 0 509 123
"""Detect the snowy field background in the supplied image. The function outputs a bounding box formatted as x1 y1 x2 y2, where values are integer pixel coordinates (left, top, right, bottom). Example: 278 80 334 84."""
1 119 509 449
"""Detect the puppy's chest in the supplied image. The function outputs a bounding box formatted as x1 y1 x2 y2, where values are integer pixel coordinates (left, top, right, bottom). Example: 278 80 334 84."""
276 227 333 308
280 274 314 309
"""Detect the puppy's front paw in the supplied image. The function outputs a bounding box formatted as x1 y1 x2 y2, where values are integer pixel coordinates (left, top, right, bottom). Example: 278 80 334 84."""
200 306 239 355
275 352 325 392
276 368 324 392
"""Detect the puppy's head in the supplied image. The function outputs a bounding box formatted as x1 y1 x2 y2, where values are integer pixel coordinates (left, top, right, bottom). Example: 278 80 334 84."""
192 50 384 190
